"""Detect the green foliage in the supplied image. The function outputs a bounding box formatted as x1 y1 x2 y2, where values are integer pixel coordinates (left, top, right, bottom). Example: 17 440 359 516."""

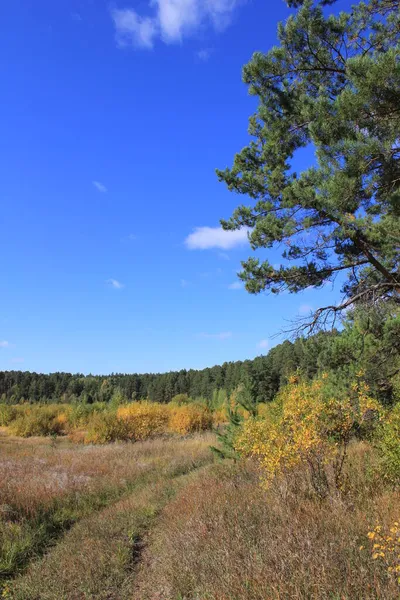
377 403 400 485
211 403 243 461
85 412 128 444
171 393 189 405
0 405 17 427
217 0 400 328
8 406 66 438
211 382 259 460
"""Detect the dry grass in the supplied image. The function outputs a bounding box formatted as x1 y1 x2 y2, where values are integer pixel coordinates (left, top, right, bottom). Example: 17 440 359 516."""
0 431 215 584
3 430 400 600
133 443 400 600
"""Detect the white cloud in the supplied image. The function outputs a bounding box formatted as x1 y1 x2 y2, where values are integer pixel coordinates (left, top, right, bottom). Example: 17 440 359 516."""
93 181 107 193
111 9 158 48
257 339 269 350
180 278 189 287
298 304 313 315
198 331 232 340
111 0 242 50
228 281 243 290
218 252 230 260
197 48 212 61
185 226 249 250
106 278 125 289
10 357 24 364
0 341 9 348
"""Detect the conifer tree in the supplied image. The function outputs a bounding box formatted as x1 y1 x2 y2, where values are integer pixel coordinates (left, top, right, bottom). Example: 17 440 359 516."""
217 0 400 331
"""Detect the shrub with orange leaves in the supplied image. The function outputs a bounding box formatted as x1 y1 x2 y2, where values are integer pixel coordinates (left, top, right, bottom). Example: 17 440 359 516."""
117 402 170 440
234 375 382 496
169 404 213 435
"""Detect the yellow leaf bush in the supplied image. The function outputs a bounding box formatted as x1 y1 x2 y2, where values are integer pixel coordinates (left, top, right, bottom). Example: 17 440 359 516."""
117 402 170 440
8 405 71 438
234 376 382 495
168 404 213 434
85 412 129 444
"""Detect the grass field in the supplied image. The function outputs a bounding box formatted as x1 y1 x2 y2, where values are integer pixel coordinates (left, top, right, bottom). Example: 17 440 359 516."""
1 430 400 599
0 430 215 598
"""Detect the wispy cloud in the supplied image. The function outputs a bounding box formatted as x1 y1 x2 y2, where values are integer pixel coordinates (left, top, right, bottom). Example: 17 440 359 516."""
10 357 24 364
257 339 269 350
228 281 243 290
93 181 107 193
185 226 249 250
0 341 9 348
121 233 137 243
198 331 232 340
106 278 125 289
197 48 212 61
180 278 189 288
111 0 243 50
298 304 313 316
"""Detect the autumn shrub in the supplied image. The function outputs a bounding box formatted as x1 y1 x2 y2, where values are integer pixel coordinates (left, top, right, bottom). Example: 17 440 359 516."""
85 411 129 444
0 405 18 426
234 375 382 496
212 406 228 425
117 402 170 440
8 405 69 438
169 404 212 434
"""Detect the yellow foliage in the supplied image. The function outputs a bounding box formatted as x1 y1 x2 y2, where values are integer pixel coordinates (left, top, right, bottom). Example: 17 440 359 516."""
0 399 214 444
366 521 400 584
212 407 228 425
85 412 128 444
117 402 170 440
169 405 213 435
8 405 71 438
234 377 382 493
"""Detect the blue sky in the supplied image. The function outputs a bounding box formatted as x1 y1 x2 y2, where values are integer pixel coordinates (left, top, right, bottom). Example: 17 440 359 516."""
1 0 350 375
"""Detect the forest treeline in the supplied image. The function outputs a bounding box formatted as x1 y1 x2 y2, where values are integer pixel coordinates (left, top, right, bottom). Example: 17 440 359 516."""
1 307 399 406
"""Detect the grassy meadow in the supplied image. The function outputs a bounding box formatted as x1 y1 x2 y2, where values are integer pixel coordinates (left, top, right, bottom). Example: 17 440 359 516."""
1 377 400 599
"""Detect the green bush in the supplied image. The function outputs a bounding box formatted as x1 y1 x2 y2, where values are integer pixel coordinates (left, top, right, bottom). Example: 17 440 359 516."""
377 403 400 485
0 404 18 426
8 406 65 438
67 402 108 428
85 412 129 444
171 394 190 405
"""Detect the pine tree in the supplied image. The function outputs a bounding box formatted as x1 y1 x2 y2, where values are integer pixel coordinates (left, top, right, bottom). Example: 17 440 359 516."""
217 0 400 331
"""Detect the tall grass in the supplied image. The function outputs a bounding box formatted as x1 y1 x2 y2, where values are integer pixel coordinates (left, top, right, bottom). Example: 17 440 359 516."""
133 443 400 599
0 432 214 586
4 435 215 600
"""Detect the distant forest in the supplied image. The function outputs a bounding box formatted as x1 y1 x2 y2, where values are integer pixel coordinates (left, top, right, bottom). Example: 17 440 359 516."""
2 307 398 407
0 332 339 405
